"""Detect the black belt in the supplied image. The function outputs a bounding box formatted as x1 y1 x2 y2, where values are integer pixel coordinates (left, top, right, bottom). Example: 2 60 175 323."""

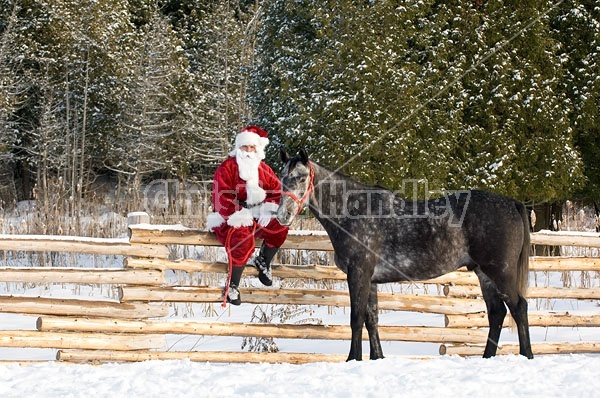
237 200 260 209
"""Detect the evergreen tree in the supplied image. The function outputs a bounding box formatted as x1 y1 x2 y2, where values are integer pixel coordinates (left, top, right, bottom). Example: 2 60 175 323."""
1 0 595 211
551 1 600 204
104 8 190 201
0 0 24 202
450 0 584 202
250 0 423 183
249 0 584 202
11 0 137 205
163 0 259 178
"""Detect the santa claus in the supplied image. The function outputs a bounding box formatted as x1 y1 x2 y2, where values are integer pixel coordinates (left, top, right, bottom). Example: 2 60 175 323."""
206 125 289 305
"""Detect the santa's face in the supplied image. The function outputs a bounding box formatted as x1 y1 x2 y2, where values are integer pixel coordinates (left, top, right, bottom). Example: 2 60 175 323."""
239 145 257 154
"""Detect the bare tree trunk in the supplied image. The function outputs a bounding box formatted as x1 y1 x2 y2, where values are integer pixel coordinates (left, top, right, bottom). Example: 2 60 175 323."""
76 50 90 235
63 63 72 212
70 96 79 224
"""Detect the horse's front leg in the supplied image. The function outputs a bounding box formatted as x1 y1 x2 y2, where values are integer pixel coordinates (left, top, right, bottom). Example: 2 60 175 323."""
346 264 372 361
365 282 384 359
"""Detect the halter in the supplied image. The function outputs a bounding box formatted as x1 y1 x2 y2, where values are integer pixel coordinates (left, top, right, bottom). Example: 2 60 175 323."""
281 162 315 215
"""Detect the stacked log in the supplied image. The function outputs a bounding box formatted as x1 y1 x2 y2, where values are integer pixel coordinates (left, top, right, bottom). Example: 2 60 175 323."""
1 220 600 363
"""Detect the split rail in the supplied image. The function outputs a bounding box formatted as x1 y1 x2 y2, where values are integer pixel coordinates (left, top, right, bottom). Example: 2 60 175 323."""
1 213 600 363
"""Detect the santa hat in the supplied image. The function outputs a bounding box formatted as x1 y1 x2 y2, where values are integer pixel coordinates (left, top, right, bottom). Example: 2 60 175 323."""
229 125 269 159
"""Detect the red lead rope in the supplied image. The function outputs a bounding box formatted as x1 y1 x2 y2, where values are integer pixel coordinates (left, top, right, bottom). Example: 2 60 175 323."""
222 224 256 308
222 228 235 308
222 162 314 307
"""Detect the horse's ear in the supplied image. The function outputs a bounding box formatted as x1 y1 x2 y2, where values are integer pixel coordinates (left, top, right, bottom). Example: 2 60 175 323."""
299 148 309 164
280 148 290 163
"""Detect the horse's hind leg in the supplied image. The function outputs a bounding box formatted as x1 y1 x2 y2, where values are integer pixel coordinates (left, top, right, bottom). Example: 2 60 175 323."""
474 267 507 358
506 294 533 359
477 267 534 359
365 282 384 360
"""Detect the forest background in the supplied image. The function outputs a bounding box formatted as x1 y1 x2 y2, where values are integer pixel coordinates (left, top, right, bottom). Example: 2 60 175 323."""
0 0 598 236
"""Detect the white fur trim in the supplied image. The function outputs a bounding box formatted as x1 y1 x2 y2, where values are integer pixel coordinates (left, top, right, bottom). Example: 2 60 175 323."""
258 136 269 148
206 212 225 231
239 129 269 149
227 208 254 228
236 131 261 147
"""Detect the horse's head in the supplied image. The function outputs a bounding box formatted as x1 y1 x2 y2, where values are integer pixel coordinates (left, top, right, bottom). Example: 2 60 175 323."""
277 148 314 226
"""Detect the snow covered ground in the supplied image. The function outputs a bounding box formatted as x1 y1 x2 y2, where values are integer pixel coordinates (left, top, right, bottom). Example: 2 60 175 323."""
0 296 599 397
1 351 599 397
1 214 599 397
1 262 599 397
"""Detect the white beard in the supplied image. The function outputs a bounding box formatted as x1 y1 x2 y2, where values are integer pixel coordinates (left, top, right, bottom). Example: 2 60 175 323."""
236 149 261 182
235 149 266 205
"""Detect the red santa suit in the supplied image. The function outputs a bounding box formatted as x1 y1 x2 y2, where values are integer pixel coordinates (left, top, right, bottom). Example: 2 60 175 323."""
206 127 289 268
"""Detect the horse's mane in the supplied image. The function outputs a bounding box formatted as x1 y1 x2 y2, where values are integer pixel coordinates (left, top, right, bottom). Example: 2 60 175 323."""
313 162 394 193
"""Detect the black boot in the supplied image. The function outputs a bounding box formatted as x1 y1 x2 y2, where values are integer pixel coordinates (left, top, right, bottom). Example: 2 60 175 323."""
254 242 279 286
226 265 244 306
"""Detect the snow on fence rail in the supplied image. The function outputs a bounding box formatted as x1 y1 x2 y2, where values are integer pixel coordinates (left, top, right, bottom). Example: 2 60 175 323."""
0 212 600 363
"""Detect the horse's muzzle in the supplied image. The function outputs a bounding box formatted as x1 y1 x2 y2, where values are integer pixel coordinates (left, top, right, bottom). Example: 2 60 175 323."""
276 212 293 226
276 204 296 226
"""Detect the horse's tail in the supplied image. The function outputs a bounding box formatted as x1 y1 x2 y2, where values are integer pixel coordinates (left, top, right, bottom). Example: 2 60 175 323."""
516 200 530 298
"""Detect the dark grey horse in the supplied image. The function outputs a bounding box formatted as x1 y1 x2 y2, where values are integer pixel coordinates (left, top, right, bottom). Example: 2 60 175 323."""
276 149 533 361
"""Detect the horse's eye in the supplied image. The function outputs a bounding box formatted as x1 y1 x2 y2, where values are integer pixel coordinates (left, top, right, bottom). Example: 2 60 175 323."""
289 176 303 185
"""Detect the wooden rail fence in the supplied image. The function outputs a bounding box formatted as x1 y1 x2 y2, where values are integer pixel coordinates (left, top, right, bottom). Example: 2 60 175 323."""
0 212 600 364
